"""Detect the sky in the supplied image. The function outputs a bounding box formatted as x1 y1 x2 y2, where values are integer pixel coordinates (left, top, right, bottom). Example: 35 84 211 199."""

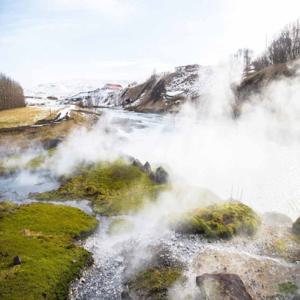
0 0 300 87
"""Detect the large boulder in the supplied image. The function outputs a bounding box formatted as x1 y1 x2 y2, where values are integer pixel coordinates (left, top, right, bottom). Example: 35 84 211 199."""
196 273 252 300
193 248 300 299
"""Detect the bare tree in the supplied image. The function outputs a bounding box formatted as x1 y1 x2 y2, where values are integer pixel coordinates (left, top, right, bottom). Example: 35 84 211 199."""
252 19 300 71
0 73 25 110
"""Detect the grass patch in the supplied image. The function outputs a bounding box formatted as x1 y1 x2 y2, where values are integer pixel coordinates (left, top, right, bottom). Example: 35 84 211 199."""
175 201 260 239
278 281 298 294
0 202 98 300
0 107 54 129
127 266 182 300
33 161 164 216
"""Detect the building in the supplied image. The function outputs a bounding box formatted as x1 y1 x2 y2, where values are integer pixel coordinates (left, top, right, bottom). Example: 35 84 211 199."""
104 83 123 90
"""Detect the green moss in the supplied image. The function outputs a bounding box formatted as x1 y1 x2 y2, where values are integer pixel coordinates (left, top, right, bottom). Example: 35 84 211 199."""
0 202 98 300
278 281 298 294
175 201 260 239
34 161 164 216
128 266 182 300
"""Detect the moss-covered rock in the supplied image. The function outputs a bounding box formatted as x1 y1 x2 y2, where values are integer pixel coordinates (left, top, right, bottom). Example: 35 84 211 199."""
0 202 98 300
125 247 183 300
292 217 300 236
34 161 164 216
175 201 260 239
127 266 182 300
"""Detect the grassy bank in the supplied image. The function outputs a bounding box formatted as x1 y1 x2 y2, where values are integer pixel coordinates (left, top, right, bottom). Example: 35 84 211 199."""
0 202 98 300
34 161 165 216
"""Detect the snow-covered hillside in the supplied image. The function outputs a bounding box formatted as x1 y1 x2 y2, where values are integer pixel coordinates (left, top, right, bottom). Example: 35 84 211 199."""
120 64 215 112
24 79 128 107
24 65 216 111
66 84 124 107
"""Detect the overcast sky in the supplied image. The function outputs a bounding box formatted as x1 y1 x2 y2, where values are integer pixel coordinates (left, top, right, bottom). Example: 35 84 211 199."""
1 0 300 87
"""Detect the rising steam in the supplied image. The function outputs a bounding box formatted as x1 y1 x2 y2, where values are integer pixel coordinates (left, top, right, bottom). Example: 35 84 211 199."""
46 60 300 220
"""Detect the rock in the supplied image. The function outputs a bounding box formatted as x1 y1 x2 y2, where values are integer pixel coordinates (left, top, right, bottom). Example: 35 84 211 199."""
131 158 143 169
193 248 300 299
196 273 253 300
121 286 132 300
292 217 300 236
175 201 260 239
142 161 152 175
42 138 62 150
13 256 21 265
153 166 169 184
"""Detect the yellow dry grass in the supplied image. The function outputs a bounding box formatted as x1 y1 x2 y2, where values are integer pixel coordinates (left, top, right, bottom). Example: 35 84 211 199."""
0 107 56 129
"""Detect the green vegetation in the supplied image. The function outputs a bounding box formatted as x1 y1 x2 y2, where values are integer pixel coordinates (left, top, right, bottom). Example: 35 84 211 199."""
34 161 164 216
175 201 260 239
0 202 98 300
128 266 182 300
278 281 298 294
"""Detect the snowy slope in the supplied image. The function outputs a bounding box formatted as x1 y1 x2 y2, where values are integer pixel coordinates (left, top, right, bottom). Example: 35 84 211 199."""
67 87 124 107
121 64 215 112
24 79 128 103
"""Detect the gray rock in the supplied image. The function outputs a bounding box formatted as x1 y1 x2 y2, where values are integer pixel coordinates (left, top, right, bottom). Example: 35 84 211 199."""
13 256 21 265
142 161 152 175
42 138 63 150
131 158 143 169
121 286 132 300
153 167 168 184
292 217 300 236
196 273 253 300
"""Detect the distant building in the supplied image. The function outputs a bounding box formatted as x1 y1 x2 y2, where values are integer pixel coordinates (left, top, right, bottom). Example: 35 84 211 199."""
104 83 123 90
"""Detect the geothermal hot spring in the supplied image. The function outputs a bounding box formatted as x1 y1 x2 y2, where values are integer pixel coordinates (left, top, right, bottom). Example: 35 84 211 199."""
0 65 300 299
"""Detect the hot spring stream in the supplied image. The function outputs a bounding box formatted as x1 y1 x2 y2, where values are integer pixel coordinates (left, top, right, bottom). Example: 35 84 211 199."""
0 108 299 299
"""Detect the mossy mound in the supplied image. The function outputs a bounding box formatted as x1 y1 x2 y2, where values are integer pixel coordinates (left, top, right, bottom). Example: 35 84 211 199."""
127 266 182 300
34 161 164 216
0 202 98 300
175 201 260 239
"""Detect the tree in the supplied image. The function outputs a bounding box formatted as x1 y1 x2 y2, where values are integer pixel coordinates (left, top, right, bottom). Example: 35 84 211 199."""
0 73 25 110
252 19 300 71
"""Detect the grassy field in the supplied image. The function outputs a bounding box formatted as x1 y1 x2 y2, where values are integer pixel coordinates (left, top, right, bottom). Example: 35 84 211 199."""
0 202 98 300
0 109 98 149
0 107 55 129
